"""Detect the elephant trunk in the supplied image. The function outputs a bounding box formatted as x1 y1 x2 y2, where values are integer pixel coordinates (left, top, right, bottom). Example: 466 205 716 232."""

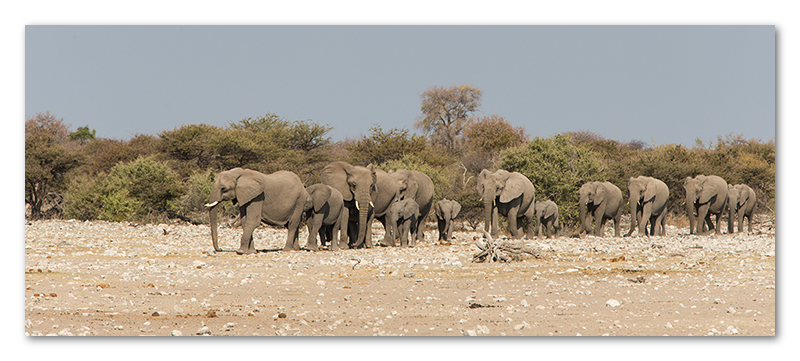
728 199 735 234
206 186 222 252
355 192 371 247
630 198 639 234
483 199 494 234
685 198 696 234
579 197 589 234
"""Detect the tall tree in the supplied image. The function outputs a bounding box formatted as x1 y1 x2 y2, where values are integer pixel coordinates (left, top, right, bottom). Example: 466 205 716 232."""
415 85 483 150
25 112 82 219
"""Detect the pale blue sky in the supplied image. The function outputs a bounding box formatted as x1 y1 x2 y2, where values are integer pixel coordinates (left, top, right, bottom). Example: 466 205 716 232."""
25 25 774 146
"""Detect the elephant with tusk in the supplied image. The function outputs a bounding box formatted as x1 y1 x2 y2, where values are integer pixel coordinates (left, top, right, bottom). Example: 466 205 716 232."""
206 168 309 254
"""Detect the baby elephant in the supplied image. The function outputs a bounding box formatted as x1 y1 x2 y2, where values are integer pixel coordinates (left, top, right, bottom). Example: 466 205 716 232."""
435 199 461 242
304 184 348 251
535 200 560 238
727 184 756 234
384 198 421 248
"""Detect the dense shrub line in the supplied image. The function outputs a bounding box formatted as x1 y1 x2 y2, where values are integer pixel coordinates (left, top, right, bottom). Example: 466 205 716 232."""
26 112 774 234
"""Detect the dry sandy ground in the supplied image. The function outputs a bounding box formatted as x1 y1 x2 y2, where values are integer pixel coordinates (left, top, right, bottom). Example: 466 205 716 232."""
24 218 774 337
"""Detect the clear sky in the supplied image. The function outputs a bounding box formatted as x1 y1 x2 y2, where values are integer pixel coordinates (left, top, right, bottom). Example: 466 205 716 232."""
25 25 774 146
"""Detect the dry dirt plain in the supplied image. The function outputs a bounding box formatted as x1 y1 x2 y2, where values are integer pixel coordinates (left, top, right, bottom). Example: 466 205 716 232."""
24 218 775 337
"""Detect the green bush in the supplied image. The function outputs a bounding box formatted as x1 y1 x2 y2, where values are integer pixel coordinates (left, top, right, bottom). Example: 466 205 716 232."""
500 134 607 228
64 173 140 222
64 156 184 222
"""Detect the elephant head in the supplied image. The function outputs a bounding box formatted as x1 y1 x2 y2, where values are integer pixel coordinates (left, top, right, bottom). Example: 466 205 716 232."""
205 168 266 252
320 161 377 247
578 182 606 233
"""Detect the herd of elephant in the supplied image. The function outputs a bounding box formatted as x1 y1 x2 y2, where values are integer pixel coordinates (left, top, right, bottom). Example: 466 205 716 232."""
203 162 757 255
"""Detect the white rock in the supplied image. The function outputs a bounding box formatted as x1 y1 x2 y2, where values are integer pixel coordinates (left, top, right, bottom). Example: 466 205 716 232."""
197 326 211 335
476 325 490 335
463 329 477 336
171 330 182 336
606 299 621 307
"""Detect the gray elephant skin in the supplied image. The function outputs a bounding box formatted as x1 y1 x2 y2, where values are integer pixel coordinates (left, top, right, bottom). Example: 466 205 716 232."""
385 198 421 247
578 181 623 237
205 168 309 254
477 169 536 239
320 162 406 248
388 169 434 244
304 184 348 251
534 200 560 238
727 184 756 234
434 199 461 241
684 175 728 235
320 162 378 248
626 176 669 237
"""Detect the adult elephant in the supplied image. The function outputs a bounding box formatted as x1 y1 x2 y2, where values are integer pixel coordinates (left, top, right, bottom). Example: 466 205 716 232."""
320 162 402 248
385 198 421 247
578 181 623 237
727 184 757 234
205 168 309 254
477 169 536 239
388 169 434 244
684 175 728 235
626 176 669 237
434 199 461 242
534 200 560 238
303 184 348 251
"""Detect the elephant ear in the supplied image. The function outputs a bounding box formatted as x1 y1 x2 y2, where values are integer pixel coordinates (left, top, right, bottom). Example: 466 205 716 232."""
544 203 556 219
434 201 443 218
699 179 718 204
309 185 332 212
477 169 490 194
594 183 607 204
643 179 658 202
235 171 265 206
321 162 353 202
738 186 751 207
499 173 526 203
367 163 378 193
405 173 419 200
451 201 461 219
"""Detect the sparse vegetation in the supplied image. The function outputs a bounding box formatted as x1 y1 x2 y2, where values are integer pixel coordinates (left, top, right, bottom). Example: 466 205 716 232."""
29 89 774 234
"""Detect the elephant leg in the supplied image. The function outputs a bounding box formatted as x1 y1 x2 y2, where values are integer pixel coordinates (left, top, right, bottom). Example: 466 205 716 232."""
745 213 753 234
696 204 711 234
305 214 323 251
379 217 395 247
714 213 723 235
238 203 261 255
738 211 745 233
525 213 535 239
640 203 653 237
593 205 606 236
284 204 305 252
614 211 622 238
364 212 375 248
536 216 543 238
656 211 666 236
437 219 446 241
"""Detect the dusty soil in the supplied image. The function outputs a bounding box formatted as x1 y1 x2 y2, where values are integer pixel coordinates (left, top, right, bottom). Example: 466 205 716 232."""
24 218 775 336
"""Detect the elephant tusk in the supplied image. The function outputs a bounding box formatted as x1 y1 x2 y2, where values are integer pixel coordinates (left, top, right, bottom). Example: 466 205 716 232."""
355 201 360 211
204 201 219 208
370 201 374 208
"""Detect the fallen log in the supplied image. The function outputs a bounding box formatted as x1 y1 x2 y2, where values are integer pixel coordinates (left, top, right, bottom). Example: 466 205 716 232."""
472 231 541 263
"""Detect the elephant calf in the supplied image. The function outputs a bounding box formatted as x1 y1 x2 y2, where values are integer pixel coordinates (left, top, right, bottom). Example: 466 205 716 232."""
304 184 348 251
384 199 420 248
435 199 461 242
727 184 756 234
534 200 560 238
